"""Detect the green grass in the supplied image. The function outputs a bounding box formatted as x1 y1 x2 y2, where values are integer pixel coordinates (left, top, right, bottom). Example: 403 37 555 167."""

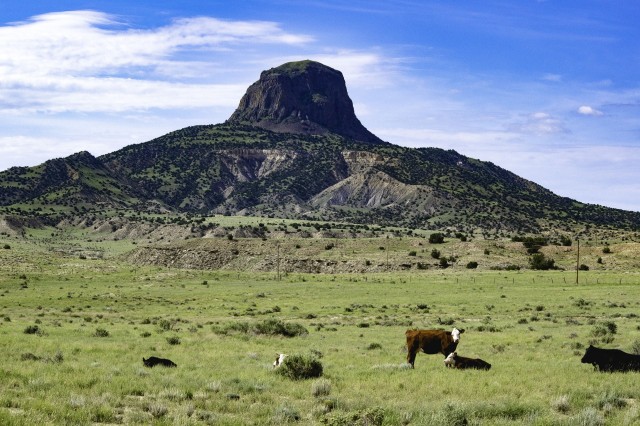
1 234 639 424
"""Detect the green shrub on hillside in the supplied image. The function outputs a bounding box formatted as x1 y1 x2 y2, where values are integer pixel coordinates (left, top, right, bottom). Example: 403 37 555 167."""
213 319 308 337
275 354 323 380
529 253 556 270
429 233 445 244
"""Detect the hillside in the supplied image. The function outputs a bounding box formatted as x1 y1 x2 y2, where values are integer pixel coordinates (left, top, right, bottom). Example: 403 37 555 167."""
1 60 639 235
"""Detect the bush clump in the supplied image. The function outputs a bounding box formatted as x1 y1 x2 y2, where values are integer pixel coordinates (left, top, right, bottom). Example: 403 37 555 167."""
275 354 323 380
93 328 110 337
166 336 181 345
254 319 308 337
529 253 556 270
214 319 308 337
429 233 445 244
24 325 42 335
325 407 385 426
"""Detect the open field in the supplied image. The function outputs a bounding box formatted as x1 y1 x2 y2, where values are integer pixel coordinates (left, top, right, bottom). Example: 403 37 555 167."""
1 232 640 425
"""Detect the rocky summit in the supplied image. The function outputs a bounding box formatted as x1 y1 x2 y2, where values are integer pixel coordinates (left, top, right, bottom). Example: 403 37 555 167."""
227 60 384 144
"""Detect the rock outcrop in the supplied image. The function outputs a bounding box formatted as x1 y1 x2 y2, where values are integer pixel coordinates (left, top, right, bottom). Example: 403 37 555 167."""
227 60 384 144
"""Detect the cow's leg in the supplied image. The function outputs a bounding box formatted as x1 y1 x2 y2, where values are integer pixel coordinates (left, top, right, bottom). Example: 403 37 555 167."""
407 342 418 368
407 350 417 368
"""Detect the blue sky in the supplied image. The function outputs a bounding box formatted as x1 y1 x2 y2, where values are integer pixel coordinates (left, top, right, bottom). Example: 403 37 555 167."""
1 1 639 211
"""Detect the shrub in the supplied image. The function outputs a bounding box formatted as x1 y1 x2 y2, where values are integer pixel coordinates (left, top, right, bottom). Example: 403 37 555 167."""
529 253 556 270
275 354 323 380
466 261 478 269
519 236 548 254
24 325 41 335
366 343 382 350
166 336 181 345
591 321 617 342
551 395 571 414
436 317 455 326
21 352 40 361
272 404 300 423
602 246 611 254
158 319 176 331
430 248 441 259
93 328 110 337
311 378 332 397
408 250 417 256
579 264 590 271
429 233 445 244
572 408 604 426
3 244 10 250
595 390 627 410
439 257 449 268
254 319 308 337
325 407 385 426
216 319 308 337
560 236 572 246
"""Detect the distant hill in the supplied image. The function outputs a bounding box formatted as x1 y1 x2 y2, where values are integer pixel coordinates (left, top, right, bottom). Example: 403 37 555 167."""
1 60 638 235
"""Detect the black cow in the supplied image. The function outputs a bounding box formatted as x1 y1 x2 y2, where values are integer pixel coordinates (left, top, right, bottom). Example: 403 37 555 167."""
143 356 177 368
581 345 640 372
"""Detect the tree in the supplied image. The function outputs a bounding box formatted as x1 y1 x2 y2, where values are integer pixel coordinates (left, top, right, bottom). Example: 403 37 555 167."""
429 233 445 244
559 235 572 246
529 253 556 270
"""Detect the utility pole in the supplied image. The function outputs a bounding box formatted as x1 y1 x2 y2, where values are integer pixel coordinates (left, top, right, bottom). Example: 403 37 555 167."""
575 239 580 284
386 235 389 271
277 241 281 281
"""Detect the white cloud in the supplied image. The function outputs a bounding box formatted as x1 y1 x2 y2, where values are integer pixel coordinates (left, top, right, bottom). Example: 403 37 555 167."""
508 112 569 135
542 73 562 82
577 105 603 116
0 11 312 114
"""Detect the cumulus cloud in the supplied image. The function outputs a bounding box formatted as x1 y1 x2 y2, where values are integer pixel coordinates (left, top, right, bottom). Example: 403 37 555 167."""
0 11 312 114
577 105 603 116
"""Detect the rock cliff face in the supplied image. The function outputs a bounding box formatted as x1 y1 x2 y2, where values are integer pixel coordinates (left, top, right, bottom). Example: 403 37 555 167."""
227 60 384 144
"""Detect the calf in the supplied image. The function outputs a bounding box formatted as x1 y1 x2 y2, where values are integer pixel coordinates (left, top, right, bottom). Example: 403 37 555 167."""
581 345 640 372
405 327 464 368
444 352 491 370
143 356 177 368
273 353 287 368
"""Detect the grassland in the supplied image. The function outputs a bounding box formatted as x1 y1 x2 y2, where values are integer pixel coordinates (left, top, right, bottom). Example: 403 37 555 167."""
1 230 640 425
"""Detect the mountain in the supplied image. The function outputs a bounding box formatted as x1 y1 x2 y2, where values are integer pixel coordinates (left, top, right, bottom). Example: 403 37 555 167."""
1 60 639 234
227 61 384 144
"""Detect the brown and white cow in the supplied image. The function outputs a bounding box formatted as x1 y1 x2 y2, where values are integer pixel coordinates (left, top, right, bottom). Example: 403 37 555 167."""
444 352 491 370
273 353 287 368
405 327 464 368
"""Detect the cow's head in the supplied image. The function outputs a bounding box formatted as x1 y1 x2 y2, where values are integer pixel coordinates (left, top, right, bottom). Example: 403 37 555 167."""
444 352 457 367
581 345 597 364
451 328 464 342
273 353 287 367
